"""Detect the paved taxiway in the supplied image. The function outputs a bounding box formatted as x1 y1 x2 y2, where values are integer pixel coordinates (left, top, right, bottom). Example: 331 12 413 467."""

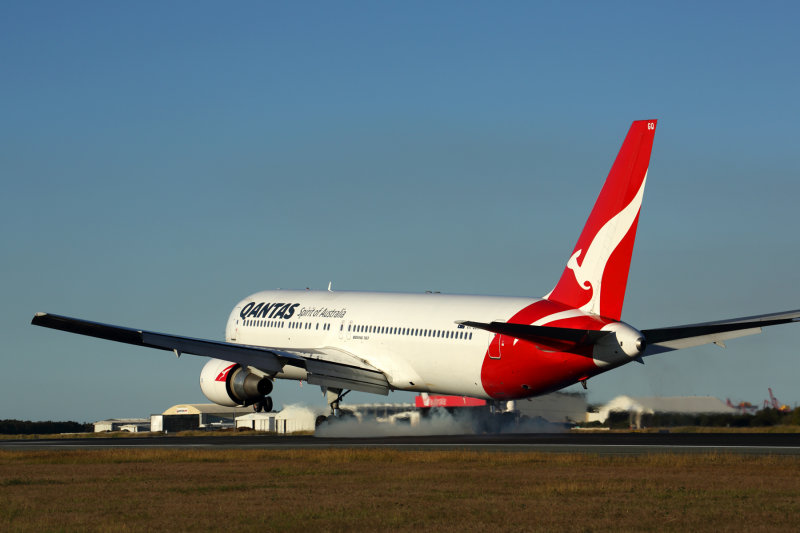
3 432 800 454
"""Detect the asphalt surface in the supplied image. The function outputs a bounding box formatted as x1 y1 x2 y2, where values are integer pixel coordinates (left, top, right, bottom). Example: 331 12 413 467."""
3 432 800 454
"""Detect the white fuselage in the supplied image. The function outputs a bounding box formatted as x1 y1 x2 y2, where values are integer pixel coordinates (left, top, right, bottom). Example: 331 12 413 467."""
225 289 538 398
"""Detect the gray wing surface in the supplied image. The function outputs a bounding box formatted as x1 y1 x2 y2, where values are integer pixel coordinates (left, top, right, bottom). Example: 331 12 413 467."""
31 312 390 395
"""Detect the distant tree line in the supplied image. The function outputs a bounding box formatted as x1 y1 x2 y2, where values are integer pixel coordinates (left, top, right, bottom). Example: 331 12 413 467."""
0 419 92 434
603 408 800 429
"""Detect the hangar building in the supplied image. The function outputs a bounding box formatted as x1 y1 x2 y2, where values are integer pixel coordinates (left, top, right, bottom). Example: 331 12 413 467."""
93 418 150 433
150 404 248 432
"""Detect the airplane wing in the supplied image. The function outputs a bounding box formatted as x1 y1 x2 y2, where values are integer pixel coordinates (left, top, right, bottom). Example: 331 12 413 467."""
31 312 390 395
641 309 800 356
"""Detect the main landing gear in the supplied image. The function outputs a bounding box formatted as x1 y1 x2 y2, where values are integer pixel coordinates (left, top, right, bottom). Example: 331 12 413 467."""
252 396 273 413
315 387 352 427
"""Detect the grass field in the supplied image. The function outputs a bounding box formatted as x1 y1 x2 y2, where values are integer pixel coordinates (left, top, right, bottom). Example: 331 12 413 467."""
1 449 799 532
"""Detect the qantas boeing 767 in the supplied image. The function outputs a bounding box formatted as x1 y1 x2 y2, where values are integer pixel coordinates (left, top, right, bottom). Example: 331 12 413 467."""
32 120 800 416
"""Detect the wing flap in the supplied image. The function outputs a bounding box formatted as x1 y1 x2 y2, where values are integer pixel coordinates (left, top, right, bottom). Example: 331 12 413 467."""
305 359 390 395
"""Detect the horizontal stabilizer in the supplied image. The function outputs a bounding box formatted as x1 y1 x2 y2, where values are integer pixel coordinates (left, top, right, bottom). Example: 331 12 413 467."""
457 320 611 352
642 309 800 355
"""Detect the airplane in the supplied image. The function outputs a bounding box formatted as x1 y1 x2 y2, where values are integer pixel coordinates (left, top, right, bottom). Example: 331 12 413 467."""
32 119 800 421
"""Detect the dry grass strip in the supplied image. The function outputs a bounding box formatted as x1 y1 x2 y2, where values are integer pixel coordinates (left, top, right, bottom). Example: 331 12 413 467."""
1 449 799 532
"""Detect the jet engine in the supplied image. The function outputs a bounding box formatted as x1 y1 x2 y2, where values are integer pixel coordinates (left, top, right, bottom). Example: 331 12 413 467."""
199 358 273 407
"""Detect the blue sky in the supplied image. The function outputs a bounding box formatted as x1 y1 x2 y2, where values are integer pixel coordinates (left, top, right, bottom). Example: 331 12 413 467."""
2 2 799 422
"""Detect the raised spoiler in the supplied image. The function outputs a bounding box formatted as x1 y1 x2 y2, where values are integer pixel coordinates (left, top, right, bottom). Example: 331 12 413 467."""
31 312 390 395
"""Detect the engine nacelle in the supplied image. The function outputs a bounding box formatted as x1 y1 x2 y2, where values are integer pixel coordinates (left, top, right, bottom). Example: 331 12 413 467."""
199 358 273 407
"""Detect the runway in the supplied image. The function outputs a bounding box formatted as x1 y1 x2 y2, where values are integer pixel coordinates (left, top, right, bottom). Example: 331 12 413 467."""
3 432 800 454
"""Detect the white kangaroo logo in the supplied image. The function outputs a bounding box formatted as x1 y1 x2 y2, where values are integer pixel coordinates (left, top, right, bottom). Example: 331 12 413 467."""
567 172 648 315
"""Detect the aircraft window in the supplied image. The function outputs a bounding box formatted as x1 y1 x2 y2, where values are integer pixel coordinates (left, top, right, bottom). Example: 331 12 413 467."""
469 332 473 339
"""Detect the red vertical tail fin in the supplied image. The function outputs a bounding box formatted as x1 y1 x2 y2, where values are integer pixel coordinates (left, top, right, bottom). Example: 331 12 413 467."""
545 120 657 320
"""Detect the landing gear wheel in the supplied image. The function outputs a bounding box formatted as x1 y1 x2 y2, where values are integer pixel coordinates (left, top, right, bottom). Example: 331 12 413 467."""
252 396 273 413
315 415 328 428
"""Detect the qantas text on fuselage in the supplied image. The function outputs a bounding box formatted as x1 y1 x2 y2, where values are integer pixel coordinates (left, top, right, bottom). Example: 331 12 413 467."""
32 120 800 415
